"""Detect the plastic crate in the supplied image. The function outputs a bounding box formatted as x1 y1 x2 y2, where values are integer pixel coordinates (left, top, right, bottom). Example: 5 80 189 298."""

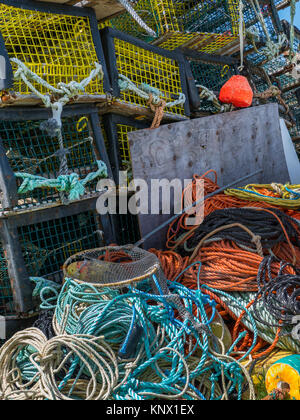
101 28 190 117
102 114 150 185
0 198 109 315
0 105 112 212
0 0 110 97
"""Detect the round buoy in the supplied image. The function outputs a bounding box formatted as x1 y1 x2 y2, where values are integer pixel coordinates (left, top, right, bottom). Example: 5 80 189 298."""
266 355 300 400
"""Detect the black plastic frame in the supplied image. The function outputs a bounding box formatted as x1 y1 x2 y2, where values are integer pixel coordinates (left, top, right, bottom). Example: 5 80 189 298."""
0 104 113 211
0 196 115 313
100 27 191 117
0 0 110 93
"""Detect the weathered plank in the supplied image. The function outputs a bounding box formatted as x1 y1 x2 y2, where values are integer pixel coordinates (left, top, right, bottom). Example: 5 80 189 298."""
36 0 124 20
128 104 291 249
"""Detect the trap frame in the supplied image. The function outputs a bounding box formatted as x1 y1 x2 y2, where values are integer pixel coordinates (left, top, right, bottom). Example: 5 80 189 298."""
0 104 112 212
102 113 150 185
0 0 110 100
181 49 239 111
100 27 190 117
0 197 113 317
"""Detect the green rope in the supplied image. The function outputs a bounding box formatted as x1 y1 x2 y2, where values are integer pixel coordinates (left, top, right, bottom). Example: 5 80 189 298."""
15 160 108 201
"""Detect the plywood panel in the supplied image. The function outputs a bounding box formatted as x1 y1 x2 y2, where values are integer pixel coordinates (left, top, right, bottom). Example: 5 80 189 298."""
128 104 291 249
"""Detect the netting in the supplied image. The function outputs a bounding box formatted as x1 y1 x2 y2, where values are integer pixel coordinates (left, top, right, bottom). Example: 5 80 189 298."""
112 37 186 115
63 246 161 288
0 2 104 95
0 247 14 316
189 60 237 110
116 212 141 245
0 114 104 210
19 210 103 284
107 0 241 53
289 106 300 138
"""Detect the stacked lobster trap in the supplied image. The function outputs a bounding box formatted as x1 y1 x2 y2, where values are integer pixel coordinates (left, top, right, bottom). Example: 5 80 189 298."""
0 104 116 336
0 0 120 338
0 0 110 104
100 27 191 119
106 0 242 54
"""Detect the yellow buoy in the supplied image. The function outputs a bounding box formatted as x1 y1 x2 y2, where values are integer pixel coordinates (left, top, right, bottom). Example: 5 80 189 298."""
266 355 300 400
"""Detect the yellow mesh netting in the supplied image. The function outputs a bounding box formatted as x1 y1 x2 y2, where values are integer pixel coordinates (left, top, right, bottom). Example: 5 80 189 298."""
0 3 104 95
115 38 185 115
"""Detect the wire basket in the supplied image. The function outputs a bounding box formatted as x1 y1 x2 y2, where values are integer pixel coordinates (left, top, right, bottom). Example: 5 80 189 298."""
63 246 160 288
0 199 106 316
0 105 111 211
0 0 109 97
101 28 190 117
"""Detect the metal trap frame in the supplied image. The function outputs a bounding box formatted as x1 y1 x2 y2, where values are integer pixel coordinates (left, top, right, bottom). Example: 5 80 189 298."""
0 197 112 317
0 104 112 212
102 113 150 185
100 27 190 117
0 0 110 101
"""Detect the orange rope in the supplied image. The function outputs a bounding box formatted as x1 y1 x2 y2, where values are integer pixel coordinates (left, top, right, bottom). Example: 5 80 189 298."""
166 172 300 249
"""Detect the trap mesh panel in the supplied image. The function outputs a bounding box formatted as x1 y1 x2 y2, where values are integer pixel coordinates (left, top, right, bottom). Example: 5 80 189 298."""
108 0 156 43
151 0 240 53
0 1 105 95
0 113 102 210
64 246 161 287
189 60 237 111
112 36 186 115
289 107 300 138
19 210 103 284
117 212 141 245
0 246 14 316
104 0 240 53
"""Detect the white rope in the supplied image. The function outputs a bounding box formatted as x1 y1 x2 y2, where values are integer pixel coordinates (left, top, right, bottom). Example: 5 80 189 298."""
118 74 186 108
238 0 245 71
117 0 157 37
0 328 119 400
11 58 104 130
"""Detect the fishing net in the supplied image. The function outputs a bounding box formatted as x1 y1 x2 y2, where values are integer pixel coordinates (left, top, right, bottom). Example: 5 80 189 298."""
63 246 162 288
63 246 200 329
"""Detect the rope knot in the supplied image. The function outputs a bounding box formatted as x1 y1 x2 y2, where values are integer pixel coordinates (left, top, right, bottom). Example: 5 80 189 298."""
147 305 170 323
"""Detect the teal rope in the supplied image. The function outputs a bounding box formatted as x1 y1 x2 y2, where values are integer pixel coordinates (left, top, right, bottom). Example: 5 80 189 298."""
20 270 257 400
15 160 108 201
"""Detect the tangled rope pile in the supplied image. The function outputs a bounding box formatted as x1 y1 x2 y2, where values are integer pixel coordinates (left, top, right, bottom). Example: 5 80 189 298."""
225 183 300 209
0 246 263 400
166 171 300 250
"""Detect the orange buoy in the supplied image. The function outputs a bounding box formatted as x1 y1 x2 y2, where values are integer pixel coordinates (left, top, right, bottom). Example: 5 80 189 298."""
219 75 253 108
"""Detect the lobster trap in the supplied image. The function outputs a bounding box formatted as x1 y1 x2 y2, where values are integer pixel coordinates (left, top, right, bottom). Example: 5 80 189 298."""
106 0 242 54
0 197 111 317
0 105 112 212
182 50 239 111
101 28 190 117
0 0 110 99
102 114 150 185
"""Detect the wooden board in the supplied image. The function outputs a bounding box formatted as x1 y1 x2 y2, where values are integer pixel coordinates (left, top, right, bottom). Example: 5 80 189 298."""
128 104 291 249
36 0 124 20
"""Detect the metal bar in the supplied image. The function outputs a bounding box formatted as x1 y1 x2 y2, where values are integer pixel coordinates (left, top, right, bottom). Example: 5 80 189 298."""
135 169 263 247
